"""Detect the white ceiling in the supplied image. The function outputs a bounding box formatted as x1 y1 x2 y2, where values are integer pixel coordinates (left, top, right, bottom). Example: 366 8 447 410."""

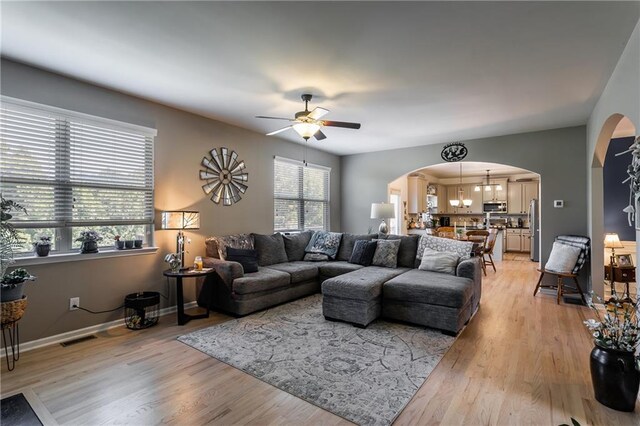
1 2 638 156
413 161 536 179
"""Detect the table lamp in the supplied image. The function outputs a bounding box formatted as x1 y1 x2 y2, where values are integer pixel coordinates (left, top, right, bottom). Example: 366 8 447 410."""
161 211 200 267
371 203 395 234
604 233 623 266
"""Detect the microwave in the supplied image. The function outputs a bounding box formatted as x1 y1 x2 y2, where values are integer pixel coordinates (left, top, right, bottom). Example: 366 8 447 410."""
483 202 507 213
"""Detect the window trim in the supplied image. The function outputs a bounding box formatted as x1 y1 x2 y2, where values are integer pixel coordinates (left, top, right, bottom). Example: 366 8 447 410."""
273 156 331 232
1 96 157 256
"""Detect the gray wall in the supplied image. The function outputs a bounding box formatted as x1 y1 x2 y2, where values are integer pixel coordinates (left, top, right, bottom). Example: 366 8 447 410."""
341 126 588 272
1 59 341 343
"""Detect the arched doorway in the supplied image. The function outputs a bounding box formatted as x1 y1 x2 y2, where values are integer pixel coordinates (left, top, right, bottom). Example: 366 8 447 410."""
591 114 637 297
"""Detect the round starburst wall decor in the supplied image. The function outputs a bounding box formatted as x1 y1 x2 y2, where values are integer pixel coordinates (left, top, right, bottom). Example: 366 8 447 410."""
199 147 248 205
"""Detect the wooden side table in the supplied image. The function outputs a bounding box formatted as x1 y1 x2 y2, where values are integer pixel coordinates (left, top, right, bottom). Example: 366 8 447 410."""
605 265 636 304
163 268 215 325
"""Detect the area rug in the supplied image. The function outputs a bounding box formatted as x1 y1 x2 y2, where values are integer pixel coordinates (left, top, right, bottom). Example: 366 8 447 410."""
178 294 455 425
0 393 43 426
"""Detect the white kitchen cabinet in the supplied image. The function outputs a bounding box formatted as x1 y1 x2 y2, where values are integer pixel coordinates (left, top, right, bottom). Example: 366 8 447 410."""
508 182 539 214
467 184 483 214
521 230 531 253
436 185 448 214
407 176 427 214
505 228 531 252
482 179 508 202
446 185 460 214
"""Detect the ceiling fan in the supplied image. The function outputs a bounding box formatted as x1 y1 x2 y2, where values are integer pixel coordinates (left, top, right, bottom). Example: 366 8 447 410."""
256 94 361 141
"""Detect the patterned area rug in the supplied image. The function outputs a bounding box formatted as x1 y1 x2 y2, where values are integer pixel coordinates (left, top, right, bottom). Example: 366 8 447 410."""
178 294 455 425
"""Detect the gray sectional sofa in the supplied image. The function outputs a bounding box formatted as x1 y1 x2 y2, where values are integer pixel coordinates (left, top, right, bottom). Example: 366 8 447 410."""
197 231 482 334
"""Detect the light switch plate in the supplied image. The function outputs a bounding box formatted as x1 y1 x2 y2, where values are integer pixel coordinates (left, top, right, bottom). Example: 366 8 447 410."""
554 200 564 208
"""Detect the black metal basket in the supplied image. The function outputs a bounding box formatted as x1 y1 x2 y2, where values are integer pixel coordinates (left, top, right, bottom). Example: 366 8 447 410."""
124 292 160 330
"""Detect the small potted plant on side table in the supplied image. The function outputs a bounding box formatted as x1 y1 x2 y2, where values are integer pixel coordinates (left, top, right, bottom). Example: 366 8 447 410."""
33 235 52 257
584 293 640 412
76 230 103 254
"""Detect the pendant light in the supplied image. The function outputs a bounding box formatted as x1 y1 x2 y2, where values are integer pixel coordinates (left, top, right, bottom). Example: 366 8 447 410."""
449 163 472 207
474 169 503 192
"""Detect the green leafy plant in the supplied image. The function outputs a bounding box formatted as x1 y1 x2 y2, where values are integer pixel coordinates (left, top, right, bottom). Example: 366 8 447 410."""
584 292 640 370
75 230 103 243
1 268 36 288
33 235 52 247
1 196 28 278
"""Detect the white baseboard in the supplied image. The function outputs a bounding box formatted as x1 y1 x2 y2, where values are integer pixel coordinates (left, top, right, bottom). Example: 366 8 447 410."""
0 301 198 358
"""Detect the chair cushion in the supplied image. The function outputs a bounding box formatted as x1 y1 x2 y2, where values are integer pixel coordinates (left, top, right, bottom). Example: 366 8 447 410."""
377 234 420 268
318 261 364 278
383 269 473 309
305 231 343 259
416 234 473 262
265 261 319 284
372 239 401 268
252 233 288 266
225 247 259 273
418 249 459 275
349 240 378 266
232 268 291 295
283 231 313 262
336 233 377 261
322 266 410 300
545 242 582 274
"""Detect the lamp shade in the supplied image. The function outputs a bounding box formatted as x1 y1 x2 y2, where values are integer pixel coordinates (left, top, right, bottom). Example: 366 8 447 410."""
161 211 200 230
293 122 321 139
370 203 395 219
604 233 623 248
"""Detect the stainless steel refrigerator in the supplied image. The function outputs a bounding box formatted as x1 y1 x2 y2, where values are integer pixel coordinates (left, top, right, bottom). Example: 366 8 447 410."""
529 199 540 262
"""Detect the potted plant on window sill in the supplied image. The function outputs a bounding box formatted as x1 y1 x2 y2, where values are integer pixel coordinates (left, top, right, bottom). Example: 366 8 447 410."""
76 230 103 254
584 293 640 412
33 235 52 257
1 197 37 302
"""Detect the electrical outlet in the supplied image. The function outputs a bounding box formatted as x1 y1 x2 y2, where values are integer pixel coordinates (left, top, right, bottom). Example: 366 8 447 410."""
69 297 79 311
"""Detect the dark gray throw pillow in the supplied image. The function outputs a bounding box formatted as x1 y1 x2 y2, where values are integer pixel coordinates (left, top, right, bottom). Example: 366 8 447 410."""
378 234 419 268
251 233 288 266
226 247 259 273
337 233 378 261
348 240 378 266
283 231 313 262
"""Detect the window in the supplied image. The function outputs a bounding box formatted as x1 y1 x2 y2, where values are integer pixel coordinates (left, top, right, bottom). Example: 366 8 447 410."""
0 97 156 254
274 157 330 232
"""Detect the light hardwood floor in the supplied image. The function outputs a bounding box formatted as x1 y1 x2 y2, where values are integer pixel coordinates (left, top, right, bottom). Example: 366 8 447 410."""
2 259 639 425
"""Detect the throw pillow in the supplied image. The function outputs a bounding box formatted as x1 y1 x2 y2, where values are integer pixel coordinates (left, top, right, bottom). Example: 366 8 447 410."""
336 233 377 261
416 234 473 262
303 253 330 262
348 240 378 266
545 242 582 273
283 231 313 262
377 234 419 268
251 233 288 266
304 231 343 259
371 238 401 268
211 234 254 260
226 247 259 273
418 249 459 275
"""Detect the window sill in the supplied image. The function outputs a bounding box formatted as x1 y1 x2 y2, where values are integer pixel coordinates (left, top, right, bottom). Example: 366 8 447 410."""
12 247 159 267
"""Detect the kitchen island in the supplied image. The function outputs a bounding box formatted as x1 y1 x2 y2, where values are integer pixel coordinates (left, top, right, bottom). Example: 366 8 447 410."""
407 228 504 261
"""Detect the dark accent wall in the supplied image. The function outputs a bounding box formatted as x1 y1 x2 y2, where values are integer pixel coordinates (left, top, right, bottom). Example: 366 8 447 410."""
604 137 634 241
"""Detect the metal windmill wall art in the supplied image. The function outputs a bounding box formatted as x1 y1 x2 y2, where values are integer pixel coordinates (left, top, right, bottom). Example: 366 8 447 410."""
199 147 248 205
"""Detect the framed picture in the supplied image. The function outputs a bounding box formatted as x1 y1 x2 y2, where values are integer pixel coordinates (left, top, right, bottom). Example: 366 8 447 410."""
615 254 634 268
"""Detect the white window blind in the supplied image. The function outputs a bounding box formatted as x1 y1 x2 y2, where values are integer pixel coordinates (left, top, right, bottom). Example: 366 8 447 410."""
0 97 156 253
274 156 330 232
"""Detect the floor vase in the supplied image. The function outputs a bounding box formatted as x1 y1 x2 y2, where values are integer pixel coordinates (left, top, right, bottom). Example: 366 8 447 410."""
590 345 639 412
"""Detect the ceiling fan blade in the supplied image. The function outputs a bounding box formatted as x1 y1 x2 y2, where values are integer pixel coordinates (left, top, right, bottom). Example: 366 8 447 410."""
256 115 295 121
314 130 327 141
266 126 292 136
322 120 361 129
307 107 329 120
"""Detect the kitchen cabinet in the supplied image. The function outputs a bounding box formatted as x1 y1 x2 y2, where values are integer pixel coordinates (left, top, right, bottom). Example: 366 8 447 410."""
436 185 448 214
482 179 508 202
508 182 539 214
446 185 460 214
407 176 427 214
444 184 483 214
505 228 531 252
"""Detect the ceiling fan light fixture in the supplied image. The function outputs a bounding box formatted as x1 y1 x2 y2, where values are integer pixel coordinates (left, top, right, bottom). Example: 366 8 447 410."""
292 122 321 140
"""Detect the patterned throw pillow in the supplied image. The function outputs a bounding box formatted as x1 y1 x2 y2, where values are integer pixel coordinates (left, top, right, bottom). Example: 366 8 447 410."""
210 234 254 260
304 231 343 259
371 239 401 268
348 240 378 266
416 235 473 261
